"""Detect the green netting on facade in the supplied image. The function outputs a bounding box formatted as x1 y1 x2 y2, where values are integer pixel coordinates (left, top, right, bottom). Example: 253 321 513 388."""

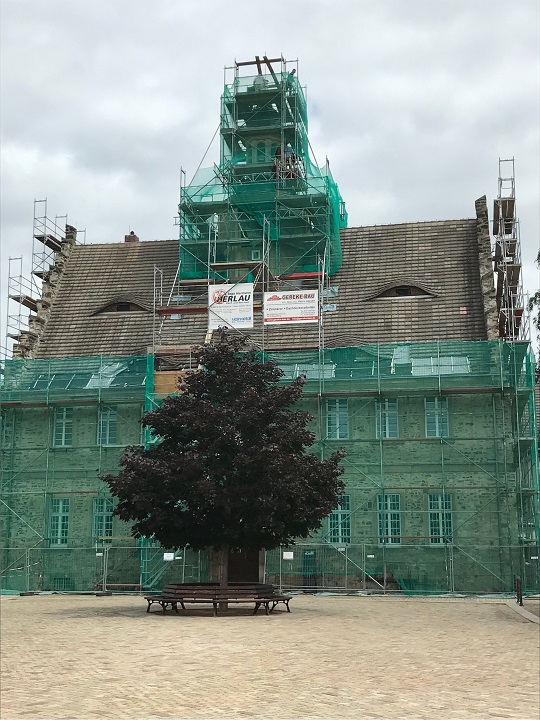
1 342 538 595
262 340 540 594
178 69 347 280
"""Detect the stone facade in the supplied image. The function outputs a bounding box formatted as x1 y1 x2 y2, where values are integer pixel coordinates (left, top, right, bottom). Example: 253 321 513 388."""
1 340 538 594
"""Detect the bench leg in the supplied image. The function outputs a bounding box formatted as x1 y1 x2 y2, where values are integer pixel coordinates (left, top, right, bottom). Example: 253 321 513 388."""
264 602 270 616
180 602 185 611
173 602 179 615
253 602 261 615
270 601 277 613
285 599 291 612
213 602 218 617
146 601 151 613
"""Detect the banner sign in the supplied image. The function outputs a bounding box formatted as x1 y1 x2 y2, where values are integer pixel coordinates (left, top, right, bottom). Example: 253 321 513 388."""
263 290 319 325
208 283 254 329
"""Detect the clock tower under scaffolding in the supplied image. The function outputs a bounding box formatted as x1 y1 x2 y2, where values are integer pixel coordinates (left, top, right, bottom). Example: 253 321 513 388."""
177 56 347 285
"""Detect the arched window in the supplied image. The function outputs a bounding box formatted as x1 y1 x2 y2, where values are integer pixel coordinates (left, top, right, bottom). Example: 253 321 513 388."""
256 142 266 163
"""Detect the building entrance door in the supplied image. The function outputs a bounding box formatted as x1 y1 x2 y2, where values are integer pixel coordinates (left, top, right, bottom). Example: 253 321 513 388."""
228 549 260 582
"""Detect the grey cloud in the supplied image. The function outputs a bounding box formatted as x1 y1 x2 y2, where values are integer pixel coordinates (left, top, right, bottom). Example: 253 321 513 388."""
1 0 538 348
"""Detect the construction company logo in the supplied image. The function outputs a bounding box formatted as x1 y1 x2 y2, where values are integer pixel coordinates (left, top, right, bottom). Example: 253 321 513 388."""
263 290 319 325
208 283 254 330
212 289 252 304
276 293 316 301
212 289 226 304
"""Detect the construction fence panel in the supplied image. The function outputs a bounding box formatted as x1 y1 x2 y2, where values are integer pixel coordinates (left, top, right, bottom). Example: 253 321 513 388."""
0 545 207 594
264 543 540 595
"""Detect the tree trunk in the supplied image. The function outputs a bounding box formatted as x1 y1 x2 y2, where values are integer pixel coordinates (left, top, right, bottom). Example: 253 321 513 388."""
208 545 229 612
220 544 228 612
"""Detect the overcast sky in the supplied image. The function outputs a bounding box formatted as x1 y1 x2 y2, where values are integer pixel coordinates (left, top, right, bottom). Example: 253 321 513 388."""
1 0 539 354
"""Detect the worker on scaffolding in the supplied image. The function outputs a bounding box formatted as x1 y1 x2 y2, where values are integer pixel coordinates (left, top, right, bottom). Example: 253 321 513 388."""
284 143 297 179
273 143 299 184
253 74 269 91
285 68 296 95
273 145 283 185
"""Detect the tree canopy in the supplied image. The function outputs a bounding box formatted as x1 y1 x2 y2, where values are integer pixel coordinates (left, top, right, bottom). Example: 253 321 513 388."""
527 250 540 359
103 332 345 553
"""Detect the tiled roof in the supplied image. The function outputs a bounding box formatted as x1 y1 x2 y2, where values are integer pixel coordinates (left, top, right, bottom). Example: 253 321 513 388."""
31 213 489 359
33 240 179 358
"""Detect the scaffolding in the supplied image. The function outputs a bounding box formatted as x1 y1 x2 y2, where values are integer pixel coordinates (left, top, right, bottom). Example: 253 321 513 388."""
177 56 347 287
3 200 83 360
264 340 540 594
493 158 527 341
0 340 538 594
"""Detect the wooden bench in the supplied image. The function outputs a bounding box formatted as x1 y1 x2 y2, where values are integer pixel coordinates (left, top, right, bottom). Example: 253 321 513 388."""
145 582 292 616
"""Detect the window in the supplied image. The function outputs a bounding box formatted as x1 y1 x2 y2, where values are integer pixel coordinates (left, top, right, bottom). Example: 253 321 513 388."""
256 142 266 163
429 493 453 545
376 399 398 438
53 407 73 447
98 406 118 446
412 356 470 376
96 301 147 314
378 494 401 545
329 495 351 544
251 249 261 261
93 498 114 544
0 409 13 449
425 397 449 438
374 285 435 299
326 399 349 440
49 498 69 545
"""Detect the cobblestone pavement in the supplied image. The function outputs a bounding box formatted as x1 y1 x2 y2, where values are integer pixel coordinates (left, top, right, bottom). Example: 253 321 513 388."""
523 598 540 618
1 594 539 720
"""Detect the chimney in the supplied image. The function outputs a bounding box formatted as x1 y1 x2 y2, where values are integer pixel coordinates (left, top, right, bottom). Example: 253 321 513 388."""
125 231 139 243
64 224 78 244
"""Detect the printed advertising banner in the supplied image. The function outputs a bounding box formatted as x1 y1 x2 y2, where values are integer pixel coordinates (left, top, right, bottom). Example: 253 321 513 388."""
263 290 319 325
208 283 254 330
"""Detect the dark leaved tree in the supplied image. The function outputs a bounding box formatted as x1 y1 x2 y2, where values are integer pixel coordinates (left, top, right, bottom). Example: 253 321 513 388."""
527 250 540 367
102 332 345 586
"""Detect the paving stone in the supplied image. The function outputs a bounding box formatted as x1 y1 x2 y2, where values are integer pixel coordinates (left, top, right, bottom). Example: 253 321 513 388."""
1 594 538 719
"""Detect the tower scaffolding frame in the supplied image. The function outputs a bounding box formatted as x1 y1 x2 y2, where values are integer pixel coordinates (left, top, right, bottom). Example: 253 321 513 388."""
493 158 527 341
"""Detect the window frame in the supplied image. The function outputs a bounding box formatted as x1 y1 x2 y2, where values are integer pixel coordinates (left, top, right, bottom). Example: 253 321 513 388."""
93 497 114 545
428 493 453 545
425 397 449 438
49 498 70 546
326 398 349 440
378 493 402 545
97 405 118 446
0 409 14 449
376 399 399 439
328 495 351 545
53 407 73 447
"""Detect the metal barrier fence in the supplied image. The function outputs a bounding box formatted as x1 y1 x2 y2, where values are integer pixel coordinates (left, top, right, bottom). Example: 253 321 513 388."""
265 543 540 595
1 542 538 595
0 545 207 594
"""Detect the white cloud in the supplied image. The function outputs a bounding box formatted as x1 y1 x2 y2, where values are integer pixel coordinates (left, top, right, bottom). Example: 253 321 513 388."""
1 0 538 351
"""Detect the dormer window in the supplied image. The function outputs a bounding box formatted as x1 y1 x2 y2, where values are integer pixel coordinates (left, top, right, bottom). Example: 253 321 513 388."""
378 285 430 298
367 282 438 300
92 298 150 316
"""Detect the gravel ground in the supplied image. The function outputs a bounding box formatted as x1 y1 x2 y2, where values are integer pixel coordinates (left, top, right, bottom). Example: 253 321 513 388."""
1 593 539 720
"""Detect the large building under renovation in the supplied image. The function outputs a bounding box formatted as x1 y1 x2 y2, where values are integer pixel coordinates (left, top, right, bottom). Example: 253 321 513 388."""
1 56 538 595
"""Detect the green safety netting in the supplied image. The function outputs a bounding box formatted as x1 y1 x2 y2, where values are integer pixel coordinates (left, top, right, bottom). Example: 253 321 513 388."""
178 71 346 280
